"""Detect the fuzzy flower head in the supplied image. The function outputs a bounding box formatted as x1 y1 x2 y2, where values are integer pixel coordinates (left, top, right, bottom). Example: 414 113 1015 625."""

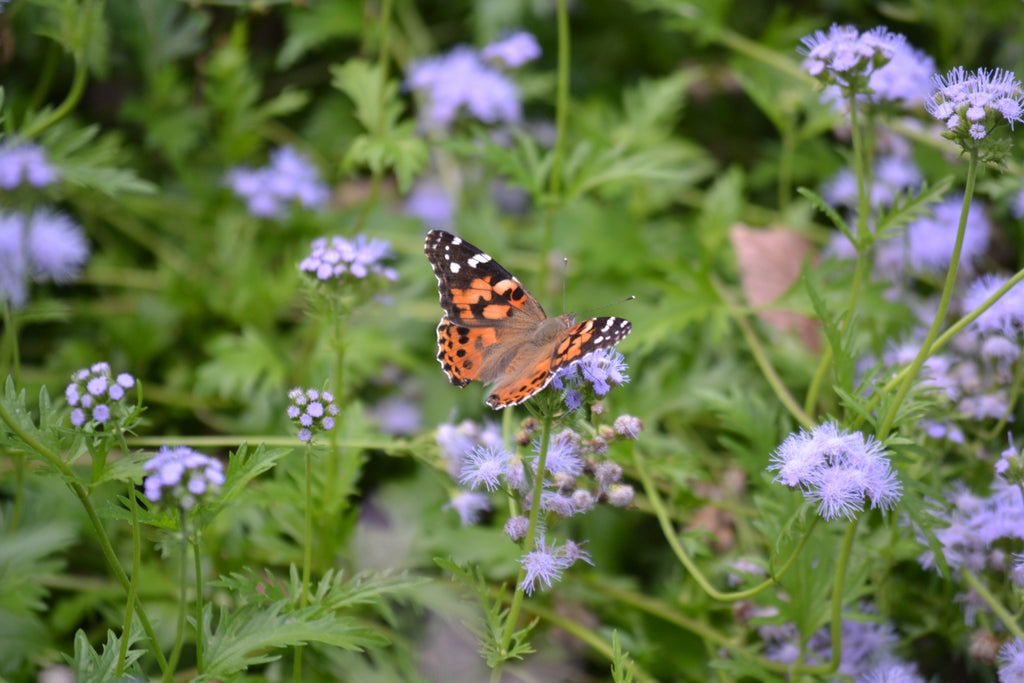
435 419 504 479
964 273 1024 339
518 536 593 595
143 446 225 510
224 145 330 219
287 388 340 442
0 210 89 308
999 638 1024 683
406 46 522 131
481 32 542 69
551 347 630 411
444 490 491 526
0 140 59 189
66 362 136 430
299 234 398 283
767 422 902 520
799 25 906 95
875 195 991 278
458 444 514 492
925 67 1024 158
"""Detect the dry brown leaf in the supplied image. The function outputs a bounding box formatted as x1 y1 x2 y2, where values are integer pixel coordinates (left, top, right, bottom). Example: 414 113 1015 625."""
729 224 820 350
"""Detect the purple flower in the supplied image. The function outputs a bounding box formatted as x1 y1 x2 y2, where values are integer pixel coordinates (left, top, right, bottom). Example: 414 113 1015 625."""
764 607 901 677
404 178 455 228
299 234 397 282
444 490 491 526
142 445 225 510
459 445 511 492
875 195 990 277
224 145 329 219
65 362 136 430
799 25 906 89
551 347 630 409
926 67 1024 148
287 387 339 442
857 663 926 683
481 32 541 69
0 210 89 308
532 430 583 477
999 638 1024 683
435 419 503 478
407 46 521 130
368 396 422 436
0 140 59 189
823 155 922 210
519 536 592 595
768 422 902 520
964 273 1024 338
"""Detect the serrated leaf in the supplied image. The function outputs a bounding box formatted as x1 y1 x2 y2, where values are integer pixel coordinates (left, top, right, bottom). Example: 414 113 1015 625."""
194 328 288 403
797 186 853 243
202 602 386 678
278 2 362 69
67 626 146 683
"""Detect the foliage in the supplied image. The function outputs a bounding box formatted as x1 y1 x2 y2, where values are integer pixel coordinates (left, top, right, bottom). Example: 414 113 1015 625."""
2 0 1024 681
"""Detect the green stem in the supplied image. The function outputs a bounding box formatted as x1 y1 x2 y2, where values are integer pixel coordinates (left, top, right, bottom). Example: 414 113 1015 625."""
853 266 1024 430
538 0 571 292
0 398 169 675
730 299 815 430
963 569 1024 642
2 304 21 388
294 443 314 683
116 484 141 677
878 151 978 439
491 410 553 683
192 527 204 674
634 443 816 601
165 510 189 682
22 50 89 138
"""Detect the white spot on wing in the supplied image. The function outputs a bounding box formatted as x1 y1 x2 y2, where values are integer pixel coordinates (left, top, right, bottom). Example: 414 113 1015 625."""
449 262 461 274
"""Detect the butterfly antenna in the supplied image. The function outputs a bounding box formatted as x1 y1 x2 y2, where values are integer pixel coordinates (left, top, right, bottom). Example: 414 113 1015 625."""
562 258 569 314
579 295 637 317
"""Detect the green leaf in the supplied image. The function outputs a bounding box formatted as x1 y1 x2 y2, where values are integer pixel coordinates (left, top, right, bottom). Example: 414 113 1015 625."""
610 630 638 683
67 626 146 683
279 3 362 69
194 328 288 404
202 602 386 678
797 186 853 243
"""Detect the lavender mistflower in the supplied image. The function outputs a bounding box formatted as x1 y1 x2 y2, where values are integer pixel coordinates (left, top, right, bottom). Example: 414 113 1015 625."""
768 422 902 520
963 273 1024 338
143 446 225 510
459 445 512 492
299 234 398 282
287 388 340 442
404 178 455 228
481 32 541 69
531 430 583 477
551 347 630 410
764 608 900 677
999 638 1024 683
444 490 491 526
407 46 522 130
224 145 330 219
799 25 906 92
822 155 922 210
435 419 503 478
926 67 1024 151
0 210 89 308
519 536 591 595
0 140 59 189
875 195 990 277
857 663 927 683
66 362 136 429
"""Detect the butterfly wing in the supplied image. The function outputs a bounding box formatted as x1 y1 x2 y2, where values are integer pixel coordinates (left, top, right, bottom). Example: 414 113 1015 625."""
425 230 547 389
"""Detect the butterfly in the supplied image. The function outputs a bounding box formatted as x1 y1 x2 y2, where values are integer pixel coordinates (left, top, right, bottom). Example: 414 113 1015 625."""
425 230 631 408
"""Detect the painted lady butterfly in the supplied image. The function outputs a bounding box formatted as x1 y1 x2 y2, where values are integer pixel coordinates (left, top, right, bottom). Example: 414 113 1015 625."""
425 230 631 409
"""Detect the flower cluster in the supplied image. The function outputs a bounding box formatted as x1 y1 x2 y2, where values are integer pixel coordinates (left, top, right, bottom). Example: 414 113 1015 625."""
822 154 922 212
519 536 592 595
551 348 630 411
0 140 59 189
963 273 1024 339
761 606 923 681
66 362 136 429
406 32 540 131
437 413 639 593
0 209 89 308
884 194 991 277
820 39 936 109
287 388 339 442
224 145 330 219
925 67 1024 148
768 422 902 520
799 25 906 94
143 446 225 510
298 234 398 282
1000 639 1024 683
917 479 1024 581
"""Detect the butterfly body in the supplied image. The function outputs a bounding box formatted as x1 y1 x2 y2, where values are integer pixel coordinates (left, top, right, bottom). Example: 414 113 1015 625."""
425 230 631 408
